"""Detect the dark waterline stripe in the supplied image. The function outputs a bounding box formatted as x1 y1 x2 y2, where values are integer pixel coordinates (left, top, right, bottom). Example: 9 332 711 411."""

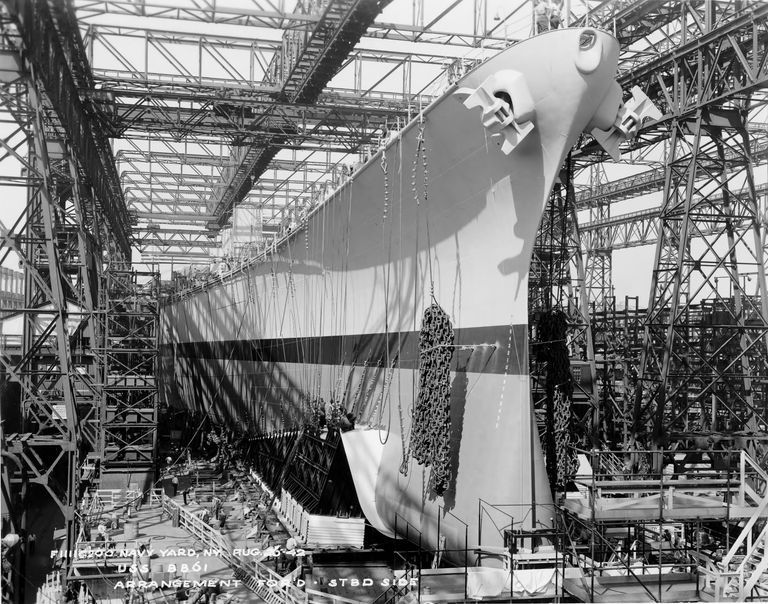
164 324 528 375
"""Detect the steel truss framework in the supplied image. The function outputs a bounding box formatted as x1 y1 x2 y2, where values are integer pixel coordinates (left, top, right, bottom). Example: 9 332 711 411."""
70 0 539 260
529 159 598 482
99 269 159 470
0 3 162 598
5 4 768 594
577 0 768 296
0 69 94 596
634 112 768 445
527 0 768 450
4 0 131 260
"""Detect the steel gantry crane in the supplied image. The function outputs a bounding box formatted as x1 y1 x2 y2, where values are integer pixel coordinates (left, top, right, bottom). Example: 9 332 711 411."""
531 0 768 470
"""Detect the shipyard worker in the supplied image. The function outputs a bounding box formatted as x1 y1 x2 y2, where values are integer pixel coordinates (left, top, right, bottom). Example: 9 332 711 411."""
343 412 356 431
95 523 107 543
1 534 19 549
696 529 712 548
286 536 298 553
318 407 327 429
170 475 179 497
212 495 222 520
549 0 563 28
200 582 221 604
63 581 80 604
534 0 562 33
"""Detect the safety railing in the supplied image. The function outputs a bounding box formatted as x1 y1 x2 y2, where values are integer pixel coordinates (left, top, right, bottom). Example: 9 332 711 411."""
710 452 768 599
161 494 307 604
370 551 419 604
35 570 62 604
569 447 744 506
563 512 661 603
306 589 365 604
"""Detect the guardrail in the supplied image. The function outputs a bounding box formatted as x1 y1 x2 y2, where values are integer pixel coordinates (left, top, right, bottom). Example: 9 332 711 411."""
161 494 307 604
307 588 366 604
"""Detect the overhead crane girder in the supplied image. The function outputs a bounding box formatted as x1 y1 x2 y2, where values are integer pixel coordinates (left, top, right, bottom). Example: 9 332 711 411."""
208 0 394 231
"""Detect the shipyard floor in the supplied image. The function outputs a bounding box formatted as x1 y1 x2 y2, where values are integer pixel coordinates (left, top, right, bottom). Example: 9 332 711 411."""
71 460 426 603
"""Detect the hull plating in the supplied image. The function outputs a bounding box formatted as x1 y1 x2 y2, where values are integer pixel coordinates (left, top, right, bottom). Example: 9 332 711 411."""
161 28 622 559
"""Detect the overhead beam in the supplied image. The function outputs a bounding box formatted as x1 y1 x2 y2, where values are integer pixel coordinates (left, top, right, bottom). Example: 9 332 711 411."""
575 2 768 163
576 128 768 209
100 99 395 146
209 0 393 231
6 0 132 259
572 0 682 46
75 0 518 49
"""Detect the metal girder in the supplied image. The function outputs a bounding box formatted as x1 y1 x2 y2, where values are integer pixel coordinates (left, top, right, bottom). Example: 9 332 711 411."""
99 270 159 470
634 111 768 446
621 3 768 114
577 128 768 209
4 0 132 259
116 149 341 173
75 0 520 49
123 171 334 188
571 0 681 46
581 180 768 251
575 1 768 164
74 0 322 29
135 232 220 248
573 0 768 331
101 98 393 149
141 252 213 262
529 157 598 457
209 0 393 231
0 78 99 593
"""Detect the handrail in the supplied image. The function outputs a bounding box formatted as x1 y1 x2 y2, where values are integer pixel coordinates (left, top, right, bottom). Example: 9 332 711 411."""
732 518 768 598
561 512 595 598
721 480 768 568
369 555 417 604
161 494 307 604
565 513 659 603
305 589 365 604
740 450 768 504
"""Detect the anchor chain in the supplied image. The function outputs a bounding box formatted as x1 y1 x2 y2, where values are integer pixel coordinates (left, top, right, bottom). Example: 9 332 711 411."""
351 359 370 416
553 386 578 485
408 302 455 495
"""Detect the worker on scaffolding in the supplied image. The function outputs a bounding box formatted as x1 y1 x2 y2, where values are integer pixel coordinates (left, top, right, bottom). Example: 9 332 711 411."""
533 0 563 34
211 495 222 520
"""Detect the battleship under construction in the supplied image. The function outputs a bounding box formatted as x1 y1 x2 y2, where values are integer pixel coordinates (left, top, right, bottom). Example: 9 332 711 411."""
5 1 768 603
161 25 649 597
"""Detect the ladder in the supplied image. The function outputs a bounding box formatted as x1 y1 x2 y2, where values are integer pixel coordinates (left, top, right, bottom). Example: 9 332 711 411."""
716 451 768 600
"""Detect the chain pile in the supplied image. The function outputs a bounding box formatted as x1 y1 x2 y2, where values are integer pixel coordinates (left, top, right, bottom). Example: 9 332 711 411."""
308 398 325 430
535 309 576 491
553 387 578 485
408 303 455 495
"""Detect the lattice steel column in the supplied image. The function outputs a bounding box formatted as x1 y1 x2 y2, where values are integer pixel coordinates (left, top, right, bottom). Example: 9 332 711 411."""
0 80 80 592
530 158 599 488
99 269 160 473
635 110 768 447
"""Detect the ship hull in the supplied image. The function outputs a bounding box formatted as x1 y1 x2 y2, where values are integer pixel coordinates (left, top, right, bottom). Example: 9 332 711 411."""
161 28 622 561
